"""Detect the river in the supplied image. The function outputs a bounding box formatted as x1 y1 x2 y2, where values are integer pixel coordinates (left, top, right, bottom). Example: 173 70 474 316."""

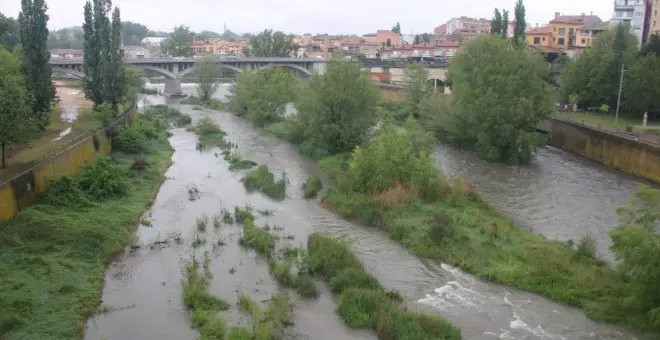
84 84 650 340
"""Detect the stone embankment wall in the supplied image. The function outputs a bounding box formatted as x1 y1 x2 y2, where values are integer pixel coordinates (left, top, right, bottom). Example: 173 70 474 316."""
0 104 136 221
543 118 660 183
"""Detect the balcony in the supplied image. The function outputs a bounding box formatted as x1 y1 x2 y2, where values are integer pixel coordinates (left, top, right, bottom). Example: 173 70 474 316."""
614 0 634 10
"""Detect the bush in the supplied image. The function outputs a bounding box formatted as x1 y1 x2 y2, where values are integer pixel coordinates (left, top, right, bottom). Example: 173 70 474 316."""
240 220 275 257
77 156 129 200
228 327 252 340
131 156 149 170
234 205 255 224
337 288 389 328
113 125 147 154
176 114 192 127
302 175 323 198
376 305 461 340
295 275 319 299
330 268 383 294
242 165 287 201
41 176 92 208
272 261 296 287
426 211 455 244
575 234 597 260
306 234 363 280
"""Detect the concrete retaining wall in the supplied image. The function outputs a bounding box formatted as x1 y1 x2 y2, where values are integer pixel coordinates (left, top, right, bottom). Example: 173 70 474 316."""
545 118 660 183
0 103 136 221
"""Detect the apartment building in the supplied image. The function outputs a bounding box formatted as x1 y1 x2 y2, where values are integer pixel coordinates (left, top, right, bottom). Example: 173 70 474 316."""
650 0 660 33
380 40 461 59
611 0 651 46
549 12 606 49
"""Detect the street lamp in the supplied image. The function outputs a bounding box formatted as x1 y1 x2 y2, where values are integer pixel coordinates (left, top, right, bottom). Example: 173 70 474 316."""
615 63 626 124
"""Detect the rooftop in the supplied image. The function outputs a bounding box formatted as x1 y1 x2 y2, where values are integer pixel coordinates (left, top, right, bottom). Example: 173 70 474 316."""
550 12 603 27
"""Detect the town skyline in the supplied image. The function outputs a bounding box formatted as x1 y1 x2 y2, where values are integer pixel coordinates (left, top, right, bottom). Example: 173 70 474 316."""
1 0 611 34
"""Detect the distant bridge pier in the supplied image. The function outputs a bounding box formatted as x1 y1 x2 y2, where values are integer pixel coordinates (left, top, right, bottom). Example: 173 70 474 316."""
164 78 182 95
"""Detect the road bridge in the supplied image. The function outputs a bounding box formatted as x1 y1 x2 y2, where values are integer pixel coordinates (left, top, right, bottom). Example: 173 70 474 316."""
50 57 328 95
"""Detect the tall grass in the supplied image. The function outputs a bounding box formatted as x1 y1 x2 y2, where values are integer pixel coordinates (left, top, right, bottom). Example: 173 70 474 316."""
302 175 323 198
0 124 173 339
188 117 232 149
237 293 292 339
305 234 460 339
182 255 230 338
242 165 286 201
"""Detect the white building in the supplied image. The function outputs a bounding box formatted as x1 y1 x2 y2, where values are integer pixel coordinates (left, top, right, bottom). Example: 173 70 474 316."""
611 0 650 47
140 37 167 47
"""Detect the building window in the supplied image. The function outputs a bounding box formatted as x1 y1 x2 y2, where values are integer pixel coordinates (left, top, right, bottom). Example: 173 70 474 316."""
569 28 574 36
552 37 556 42
581 38 586 44
559 28 566 35
558 38 565 45
542 37 546 41
534 37 541 44
626 11 633 17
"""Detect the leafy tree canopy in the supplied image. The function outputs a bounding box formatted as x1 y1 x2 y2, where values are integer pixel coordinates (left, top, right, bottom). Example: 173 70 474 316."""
195 55 221 101
0 12 20 51
248 29 293 57
121 21 148 45
0 46 34 168
446 35 554 164
403 63 430 117
163 25 193 57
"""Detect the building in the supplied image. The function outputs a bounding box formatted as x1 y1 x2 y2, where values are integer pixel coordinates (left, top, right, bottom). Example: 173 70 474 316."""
526 26 552 47
121 45 150 59
652 0 660 33
611 0 651 46
443 17 491 36
362 33 377 44
50 49 84 59
549 12 605 49
375 30 402 46
434 24 447 35
141 37 167 47
380 40 461 59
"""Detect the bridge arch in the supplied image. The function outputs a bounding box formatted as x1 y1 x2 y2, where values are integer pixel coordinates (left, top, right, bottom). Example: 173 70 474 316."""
260 63 312 77
52 67 85 80
135 65 177 79
427 78 445 93
179 63 243 78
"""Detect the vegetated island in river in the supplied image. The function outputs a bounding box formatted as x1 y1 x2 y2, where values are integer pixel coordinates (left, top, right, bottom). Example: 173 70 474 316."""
218 59 660 334
0 105 190 339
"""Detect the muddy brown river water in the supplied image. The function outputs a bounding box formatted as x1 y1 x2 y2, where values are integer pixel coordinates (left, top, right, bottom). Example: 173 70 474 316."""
84 85 651 340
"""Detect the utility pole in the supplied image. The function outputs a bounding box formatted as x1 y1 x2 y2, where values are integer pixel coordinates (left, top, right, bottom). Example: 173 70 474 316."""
615 63 625 124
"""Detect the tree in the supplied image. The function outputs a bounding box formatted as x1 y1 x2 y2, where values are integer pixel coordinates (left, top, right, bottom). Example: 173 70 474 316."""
195 55 221 101
164 25 193 57
121 21 148 45
640 33 660 56
249 29 293 57
403 63 430 117
0 47 34 168
228 67 296 126
623 54 660 115
501 10 509 37
446 35 554 164
392 22 401 34
513 0 526 45
610 185 660 325
295 60 380 155
19 0 56 131
386 38 392 47
561 27 637 109
491 9 503 35
421 33 432 43
414 34 421 45
106 7 124 110
83 1 101 105
197 30 220 40
0 13 20 51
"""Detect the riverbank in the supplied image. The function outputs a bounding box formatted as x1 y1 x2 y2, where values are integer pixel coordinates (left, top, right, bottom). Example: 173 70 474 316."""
223 107 655 334
0 110 175 339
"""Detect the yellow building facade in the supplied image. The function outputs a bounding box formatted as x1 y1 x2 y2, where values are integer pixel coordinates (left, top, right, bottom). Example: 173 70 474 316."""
548 12 607 50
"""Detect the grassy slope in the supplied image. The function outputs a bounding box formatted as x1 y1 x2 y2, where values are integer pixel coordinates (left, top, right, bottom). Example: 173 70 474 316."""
0 137 172 339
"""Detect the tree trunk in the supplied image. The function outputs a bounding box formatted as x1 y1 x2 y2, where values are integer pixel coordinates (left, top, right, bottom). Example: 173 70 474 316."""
1 142 6 169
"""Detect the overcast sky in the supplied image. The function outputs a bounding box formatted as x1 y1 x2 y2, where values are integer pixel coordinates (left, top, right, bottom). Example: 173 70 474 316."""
1 0 612 35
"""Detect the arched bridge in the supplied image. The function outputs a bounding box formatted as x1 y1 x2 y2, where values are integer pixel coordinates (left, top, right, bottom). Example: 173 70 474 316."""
50 57 328 95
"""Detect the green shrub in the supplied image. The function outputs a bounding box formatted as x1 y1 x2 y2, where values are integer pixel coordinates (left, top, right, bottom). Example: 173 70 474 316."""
176 114 192 127
229 159 258 171
426 211 455 244
77 156 129 200
182 262 230 311
306 234 363 280
189 117 230 149
575 234 597 260
196 215 208 232
376 305 461 340
272 261 296 287
330 268 383 294
113 125 147 154
242 165 286 201
302 175 323 198
41 176 92 208
234 205 255 224
227 327 252 340
295 275 319 299
240 221 275 257
337 288 389 328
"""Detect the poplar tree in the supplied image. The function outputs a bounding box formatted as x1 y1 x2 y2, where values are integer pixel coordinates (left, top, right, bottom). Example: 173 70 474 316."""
491 9 503 35
513 0 526 45
107 7 124 109
19 0 55 131
0 47 33 168
501 10 509 38
82 1 102 105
